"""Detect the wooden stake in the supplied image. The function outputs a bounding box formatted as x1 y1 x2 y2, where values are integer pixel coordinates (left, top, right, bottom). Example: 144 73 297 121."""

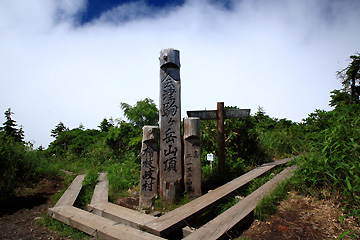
217 102 225 173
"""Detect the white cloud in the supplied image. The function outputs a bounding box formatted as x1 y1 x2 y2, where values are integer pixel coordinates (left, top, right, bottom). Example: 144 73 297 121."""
0 0 359 147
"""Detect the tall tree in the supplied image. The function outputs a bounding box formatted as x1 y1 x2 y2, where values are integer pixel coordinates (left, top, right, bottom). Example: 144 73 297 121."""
98 118 113 132
0 108 24 142
51 122 69 139
337 53 360 104
120 98 158 128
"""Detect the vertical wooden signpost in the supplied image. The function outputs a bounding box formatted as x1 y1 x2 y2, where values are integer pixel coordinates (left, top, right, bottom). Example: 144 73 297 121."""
184 117 201 198
140 126 159 208
159 49 182 204
187 103 250 173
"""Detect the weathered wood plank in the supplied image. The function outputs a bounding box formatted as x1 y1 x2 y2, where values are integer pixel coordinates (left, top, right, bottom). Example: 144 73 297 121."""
187 110 217 120
87 171 156 229
49 206 164 240
49 206 110 236
187 109 250 120
88 202 155 228
184 165 298 240
224 109 251 119
143 157 294 237
90 172 108 205
55 174 85 207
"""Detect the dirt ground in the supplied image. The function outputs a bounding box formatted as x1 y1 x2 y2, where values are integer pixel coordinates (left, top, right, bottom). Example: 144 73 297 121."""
1 178 359 240
0 178 64 240
240 191 360 240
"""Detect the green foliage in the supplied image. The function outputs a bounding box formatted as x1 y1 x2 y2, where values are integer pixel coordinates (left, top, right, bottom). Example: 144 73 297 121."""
0 108 24 142
216 196 241 214
120 98 158 127
107 152 140 201
39 213 91 240
98 117 114 132
254 180 290 221
153 194 191 213
336 53 360 105
200 107 268 182
105 121 142 155
47 128 102 157
74 169 98 209
330 89 351 107
50 122 69 139
254 107 306 159
0 133 57 203
294 103 360 223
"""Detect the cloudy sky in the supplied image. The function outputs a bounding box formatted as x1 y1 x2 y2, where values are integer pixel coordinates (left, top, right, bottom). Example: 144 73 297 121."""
1 0 359 148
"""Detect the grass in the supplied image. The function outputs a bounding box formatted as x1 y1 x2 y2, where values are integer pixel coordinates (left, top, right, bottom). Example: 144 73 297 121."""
38 214 93 240
37 172 95 240
215 163 289 214
153 194 191 213
254 179 290 221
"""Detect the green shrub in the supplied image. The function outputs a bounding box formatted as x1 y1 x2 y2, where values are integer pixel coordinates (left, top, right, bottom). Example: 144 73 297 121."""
107 152 140 200
0 135 56 203
294 104 360 223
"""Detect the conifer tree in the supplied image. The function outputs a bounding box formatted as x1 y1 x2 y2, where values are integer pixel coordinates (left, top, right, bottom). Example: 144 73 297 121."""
0 108 24 142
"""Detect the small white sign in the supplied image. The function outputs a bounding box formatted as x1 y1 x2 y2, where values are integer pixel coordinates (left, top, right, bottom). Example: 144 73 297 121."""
207 153 215 161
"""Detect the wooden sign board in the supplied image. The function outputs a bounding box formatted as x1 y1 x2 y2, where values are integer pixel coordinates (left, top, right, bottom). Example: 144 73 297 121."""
187 104 251 172
187 109 250 120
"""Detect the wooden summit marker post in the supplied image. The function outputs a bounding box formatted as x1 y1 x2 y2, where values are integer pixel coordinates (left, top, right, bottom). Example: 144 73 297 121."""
187 103 250 173
159 48 182 204
184 117 201 198
140 126 159 208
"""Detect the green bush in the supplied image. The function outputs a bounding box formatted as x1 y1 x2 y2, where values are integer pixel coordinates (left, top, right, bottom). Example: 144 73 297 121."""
294 104 360 223
107 152 140 200
0 134 56 203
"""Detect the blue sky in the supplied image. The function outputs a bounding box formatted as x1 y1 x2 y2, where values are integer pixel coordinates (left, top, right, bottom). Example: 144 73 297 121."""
1 0 359 148
78 0 186 24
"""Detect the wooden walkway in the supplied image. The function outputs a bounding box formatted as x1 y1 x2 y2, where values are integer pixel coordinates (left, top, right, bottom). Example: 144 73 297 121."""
49 157 297 239
184 165 297 239
143 157 293 237
48 173 164 240
87 173 156 228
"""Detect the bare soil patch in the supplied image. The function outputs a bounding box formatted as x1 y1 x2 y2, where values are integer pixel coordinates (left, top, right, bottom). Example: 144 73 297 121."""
0 177 65 240
114 195 139 211
241 191 360 240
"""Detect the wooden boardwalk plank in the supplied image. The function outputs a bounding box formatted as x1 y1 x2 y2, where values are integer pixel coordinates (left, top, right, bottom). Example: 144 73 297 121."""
143 157 294 237
184 165 298 240
90 172 108 205
87 172 156 228
48 206 164 240
88 202 156 228
55 174 85 207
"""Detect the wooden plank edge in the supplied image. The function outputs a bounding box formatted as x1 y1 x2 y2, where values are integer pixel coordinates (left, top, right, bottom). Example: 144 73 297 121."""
143 156 296 237
54 174 86 207
49 206 164 240
90 172 109 205
88 202 156 229
184 165 298 240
